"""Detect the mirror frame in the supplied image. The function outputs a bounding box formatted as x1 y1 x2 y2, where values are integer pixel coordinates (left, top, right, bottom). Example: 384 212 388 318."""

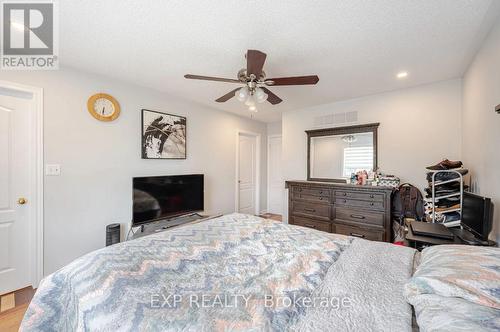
306 123 380 182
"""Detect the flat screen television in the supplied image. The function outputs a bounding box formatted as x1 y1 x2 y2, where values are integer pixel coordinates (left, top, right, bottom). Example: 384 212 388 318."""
133 174 204 226
461 191 492 241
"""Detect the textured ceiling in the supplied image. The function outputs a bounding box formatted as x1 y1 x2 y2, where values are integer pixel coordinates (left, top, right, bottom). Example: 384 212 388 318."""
59 0 500 122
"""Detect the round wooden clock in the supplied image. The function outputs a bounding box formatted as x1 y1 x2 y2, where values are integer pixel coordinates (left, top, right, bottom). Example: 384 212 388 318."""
87 93 120 121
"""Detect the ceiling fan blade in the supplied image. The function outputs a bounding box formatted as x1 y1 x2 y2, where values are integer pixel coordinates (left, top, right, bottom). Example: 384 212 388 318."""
215 88 240 102
184 74 241 84
265 75 319 86
261 87 283 105
246 50 267 78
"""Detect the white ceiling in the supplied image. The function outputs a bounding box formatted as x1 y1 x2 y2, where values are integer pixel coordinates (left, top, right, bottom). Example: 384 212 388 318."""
59 0 500 122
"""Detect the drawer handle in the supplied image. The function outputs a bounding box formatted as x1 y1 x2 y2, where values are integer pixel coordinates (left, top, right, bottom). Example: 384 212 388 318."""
304 224 316 229
350 214 366 220
319 197 323 200
343 192 347 196
370 202 374 206
350 232 365 238
343 199 347 203
304 208 316 212
319 191 323 194
370 194 374 198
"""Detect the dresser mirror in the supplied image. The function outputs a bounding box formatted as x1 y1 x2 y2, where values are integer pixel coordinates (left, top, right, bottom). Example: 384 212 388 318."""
306 123 379 182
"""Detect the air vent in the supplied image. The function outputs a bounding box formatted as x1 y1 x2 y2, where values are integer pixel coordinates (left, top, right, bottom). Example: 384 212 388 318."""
345 111 358 123
313 111 358 127
313 114 333 127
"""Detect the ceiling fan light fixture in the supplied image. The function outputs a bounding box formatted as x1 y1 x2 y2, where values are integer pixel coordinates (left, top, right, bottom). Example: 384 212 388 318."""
342 135 357 143
255 88 268 103
236 87 249 102
248 105 257 112
245 95 256 107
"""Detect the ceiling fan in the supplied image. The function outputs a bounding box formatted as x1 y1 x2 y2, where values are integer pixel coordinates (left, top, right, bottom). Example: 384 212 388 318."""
184 50 319 112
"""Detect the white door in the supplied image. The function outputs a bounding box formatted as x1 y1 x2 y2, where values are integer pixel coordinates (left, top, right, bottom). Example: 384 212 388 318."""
0 93 33 294
238 134 257 214
267 135 283 215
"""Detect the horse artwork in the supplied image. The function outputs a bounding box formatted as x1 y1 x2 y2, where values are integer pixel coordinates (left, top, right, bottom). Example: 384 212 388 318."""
141 109 186 159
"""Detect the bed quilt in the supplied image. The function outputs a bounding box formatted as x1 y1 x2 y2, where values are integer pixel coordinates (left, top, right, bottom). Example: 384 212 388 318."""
21 213 416 332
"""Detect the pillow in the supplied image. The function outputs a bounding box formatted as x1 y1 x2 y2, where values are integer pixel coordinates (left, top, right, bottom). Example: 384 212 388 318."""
410 294 500 332
405 244 500 309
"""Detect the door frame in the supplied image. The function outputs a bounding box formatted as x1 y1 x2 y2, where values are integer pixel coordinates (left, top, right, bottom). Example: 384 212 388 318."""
267 134 282 215
0 80 44 288
235 130 261 215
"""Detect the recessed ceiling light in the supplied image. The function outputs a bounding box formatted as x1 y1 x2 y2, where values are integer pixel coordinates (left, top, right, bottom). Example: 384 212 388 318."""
397 71 408 79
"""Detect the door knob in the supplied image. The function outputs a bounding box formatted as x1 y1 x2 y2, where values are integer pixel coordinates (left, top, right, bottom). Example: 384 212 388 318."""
17 197 27 205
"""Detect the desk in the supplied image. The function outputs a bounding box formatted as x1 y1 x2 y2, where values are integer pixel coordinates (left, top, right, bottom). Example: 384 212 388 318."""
405 220 496 250
406 223 463 249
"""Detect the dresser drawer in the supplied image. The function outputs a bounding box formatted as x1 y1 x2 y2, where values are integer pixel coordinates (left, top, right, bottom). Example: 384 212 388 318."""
292 192 330 204
286 181 391 241
290 216 331 232
293 186 331 196
334 224 384 242
334 190 384 202
335 197 384 210
292 201 331 220
335 207 384 228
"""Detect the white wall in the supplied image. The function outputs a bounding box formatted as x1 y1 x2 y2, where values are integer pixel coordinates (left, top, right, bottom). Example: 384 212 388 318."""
283 79 462 221
1 68 267 274
267 121 282 136
462 17 500 242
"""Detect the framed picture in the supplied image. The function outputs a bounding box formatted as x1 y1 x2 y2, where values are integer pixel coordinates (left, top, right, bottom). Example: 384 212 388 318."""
141 109 186 159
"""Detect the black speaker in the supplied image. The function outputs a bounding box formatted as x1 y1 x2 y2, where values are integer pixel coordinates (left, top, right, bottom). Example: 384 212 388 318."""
106 223 121 246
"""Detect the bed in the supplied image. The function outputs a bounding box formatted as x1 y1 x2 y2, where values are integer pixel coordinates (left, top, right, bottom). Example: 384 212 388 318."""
20 213 499 331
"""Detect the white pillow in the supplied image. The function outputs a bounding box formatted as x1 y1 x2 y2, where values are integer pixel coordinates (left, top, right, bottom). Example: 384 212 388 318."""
405 244 500 309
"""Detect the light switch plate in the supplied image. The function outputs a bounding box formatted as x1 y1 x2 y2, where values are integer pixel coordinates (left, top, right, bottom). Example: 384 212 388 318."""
45 164 61 176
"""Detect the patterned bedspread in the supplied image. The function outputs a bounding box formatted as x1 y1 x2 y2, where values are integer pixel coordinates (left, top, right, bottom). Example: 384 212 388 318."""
20 213 414 331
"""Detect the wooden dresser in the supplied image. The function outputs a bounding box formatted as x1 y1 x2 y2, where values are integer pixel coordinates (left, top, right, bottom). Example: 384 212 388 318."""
286 180 393 242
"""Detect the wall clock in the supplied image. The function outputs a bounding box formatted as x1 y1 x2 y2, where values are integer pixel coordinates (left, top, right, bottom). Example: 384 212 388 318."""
87 93 121 121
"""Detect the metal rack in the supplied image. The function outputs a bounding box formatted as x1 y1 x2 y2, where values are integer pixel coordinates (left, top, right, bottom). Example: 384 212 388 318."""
428 169 464 225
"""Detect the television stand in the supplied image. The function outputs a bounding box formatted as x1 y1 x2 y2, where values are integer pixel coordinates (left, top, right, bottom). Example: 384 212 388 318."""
128 213 222 240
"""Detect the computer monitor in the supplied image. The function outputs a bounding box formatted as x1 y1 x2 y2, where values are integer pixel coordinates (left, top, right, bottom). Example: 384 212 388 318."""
461 191 493 241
